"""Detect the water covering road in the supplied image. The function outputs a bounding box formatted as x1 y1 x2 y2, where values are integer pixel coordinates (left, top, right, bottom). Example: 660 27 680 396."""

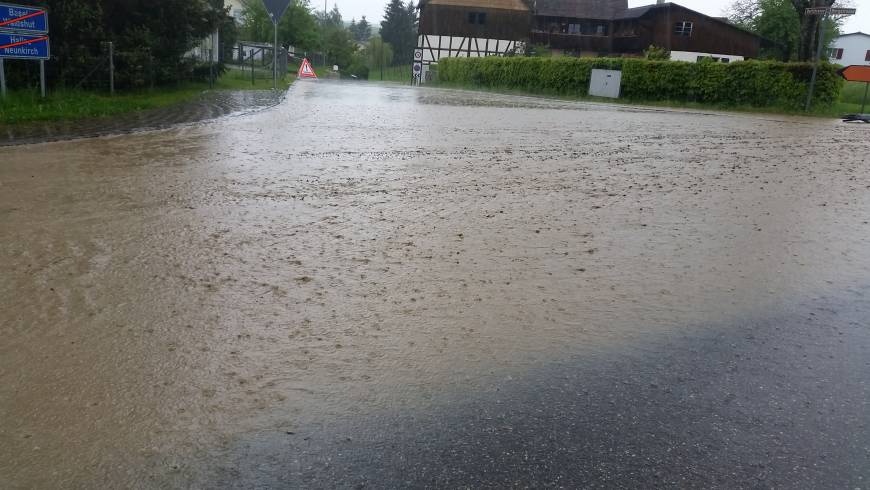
1 81 869 488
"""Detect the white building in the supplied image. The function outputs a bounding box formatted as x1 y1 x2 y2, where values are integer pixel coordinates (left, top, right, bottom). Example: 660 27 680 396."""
828 32 870 66
225 0 246 24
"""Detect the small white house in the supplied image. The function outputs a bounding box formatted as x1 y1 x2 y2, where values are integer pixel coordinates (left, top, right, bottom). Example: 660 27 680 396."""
828 32 870 66
670 51 744 64
225 0 246 24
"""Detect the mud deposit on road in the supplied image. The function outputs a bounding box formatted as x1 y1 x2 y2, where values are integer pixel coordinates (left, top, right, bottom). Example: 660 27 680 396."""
1 81 869 487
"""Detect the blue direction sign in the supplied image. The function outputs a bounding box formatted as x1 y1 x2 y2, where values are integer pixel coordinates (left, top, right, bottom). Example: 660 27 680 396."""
0 3 48 34
261 0 291 22
0 32 49 59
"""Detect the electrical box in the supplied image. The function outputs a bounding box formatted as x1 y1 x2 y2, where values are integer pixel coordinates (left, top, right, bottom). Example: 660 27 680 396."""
589 69 622 99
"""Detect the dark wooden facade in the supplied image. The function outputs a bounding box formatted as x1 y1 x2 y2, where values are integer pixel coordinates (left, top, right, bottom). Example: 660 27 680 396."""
418 0 532 41
531 2 761 59
612 4 761 57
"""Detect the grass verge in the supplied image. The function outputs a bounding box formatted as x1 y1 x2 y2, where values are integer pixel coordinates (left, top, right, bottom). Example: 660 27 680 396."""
0 71 292 125
430 80 864 119
369 65 413 83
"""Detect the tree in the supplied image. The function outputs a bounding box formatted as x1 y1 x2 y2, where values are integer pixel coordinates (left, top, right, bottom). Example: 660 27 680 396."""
381 0 417 65
366 36 394 80
353 16 372 42
311 5 360 67
9 0 227 88
792 0 834 61
730 0 800 60
643 45 671 61
240 0 319 52
730 0 849 61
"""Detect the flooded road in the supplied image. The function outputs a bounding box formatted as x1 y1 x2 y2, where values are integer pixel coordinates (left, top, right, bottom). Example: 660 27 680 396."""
1 81 869 488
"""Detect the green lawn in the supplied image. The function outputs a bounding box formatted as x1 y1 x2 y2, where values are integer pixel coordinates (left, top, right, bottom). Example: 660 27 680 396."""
369 65 413 83
0 71 292 125
838 81 870 110
431 78 868 119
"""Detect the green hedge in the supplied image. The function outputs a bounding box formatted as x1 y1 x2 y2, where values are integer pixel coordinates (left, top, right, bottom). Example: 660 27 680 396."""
437 57 843 109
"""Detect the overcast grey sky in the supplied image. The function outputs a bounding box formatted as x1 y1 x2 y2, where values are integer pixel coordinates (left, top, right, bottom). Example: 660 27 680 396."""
335 0 869 34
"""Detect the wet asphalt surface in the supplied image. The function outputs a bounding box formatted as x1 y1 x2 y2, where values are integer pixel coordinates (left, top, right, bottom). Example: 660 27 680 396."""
1 81 870 488
219 292 870 489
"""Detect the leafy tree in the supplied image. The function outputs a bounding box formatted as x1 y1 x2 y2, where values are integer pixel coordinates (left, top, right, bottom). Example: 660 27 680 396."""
729 0 848 61
366 36 394 79
240 0 319 52
731 0 800 60
643 45 671 61
10 0 227 88
312 5 359 67
381 0 417 65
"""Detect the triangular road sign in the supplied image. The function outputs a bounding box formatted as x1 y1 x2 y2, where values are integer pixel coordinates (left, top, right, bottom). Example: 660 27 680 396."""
298 58 318 79
261 0 292 23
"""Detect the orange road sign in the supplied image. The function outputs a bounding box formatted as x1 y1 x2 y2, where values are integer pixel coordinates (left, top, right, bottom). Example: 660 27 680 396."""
298 58 317 79
839 65 870 83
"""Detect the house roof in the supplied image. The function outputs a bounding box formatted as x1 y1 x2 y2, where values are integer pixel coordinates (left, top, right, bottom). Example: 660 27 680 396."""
612 3 760 38
837 32 870 38
612 4 656 19
535 0 628 19
419 0 531 10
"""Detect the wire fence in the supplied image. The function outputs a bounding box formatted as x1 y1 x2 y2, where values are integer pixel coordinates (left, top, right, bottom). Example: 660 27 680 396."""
2 41 247 95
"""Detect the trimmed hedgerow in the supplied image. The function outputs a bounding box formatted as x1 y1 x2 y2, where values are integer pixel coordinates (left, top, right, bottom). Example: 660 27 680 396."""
437 56 842 109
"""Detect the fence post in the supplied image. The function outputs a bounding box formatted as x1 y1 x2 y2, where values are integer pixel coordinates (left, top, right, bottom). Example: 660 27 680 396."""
209 48 214 89
108 41 115 95
39 59 46 97
251 49 255 86
0 59 6 98
272 20 278 90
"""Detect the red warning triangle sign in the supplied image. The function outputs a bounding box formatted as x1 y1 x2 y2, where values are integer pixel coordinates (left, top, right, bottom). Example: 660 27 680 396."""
298 58 317 79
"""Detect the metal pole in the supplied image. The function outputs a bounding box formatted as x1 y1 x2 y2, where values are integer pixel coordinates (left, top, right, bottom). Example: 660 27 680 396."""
40 59 45 98
863 82 869 114
0 59 6 98
209 48 214 89
805 14 827 111
108 41 115 95
273 20 278 90
251 49 255 86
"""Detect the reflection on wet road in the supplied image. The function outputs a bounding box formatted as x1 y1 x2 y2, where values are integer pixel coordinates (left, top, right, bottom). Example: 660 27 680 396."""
1 81 869 488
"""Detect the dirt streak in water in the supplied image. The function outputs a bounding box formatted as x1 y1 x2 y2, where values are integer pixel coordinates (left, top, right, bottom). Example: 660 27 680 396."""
1 81 869 487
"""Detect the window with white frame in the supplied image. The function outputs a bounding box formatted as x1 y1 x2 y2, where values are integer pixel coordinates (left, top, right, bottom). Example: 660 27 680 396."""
674 21 693 37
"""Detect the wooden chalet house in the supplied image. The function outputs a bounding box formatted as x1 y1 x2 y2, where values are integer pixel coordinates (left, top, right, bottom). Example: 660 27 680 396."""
611 3 761 61
415 0 533 78
415 0 763 81
532 0 627 55
532 1 761 62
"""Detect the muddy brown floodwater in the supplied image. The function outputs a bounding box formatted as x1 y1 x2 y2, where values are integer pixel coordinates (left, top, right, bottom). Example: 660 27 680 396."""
2 81 869 488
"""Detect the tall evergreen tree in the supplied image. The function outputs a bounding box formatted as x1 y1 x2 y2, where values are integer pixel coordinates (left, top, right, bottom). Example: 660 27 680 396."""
356 16 372 42
380 0 417 65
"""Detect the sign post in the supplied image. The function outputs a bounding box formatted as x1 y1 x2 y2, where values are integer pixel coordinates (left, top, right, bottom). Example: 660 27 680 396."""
804 6 856 111
108 41 114 95
0 3 50 97
0 58 6 97
261 0 292 90
412 49 423 85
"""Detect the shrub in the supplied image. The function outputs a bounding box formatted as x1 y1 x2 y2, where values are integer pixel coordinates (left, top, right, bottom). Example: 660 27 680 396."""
437 57 843 109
